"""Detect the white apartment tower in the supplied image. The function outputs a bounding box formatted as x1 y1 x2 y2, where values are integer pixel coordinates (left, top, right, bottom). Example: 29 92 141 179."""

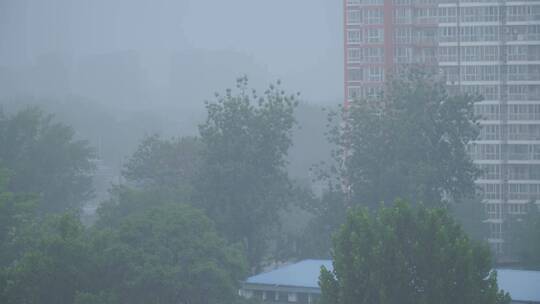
437 0 540 257
345 0 540 258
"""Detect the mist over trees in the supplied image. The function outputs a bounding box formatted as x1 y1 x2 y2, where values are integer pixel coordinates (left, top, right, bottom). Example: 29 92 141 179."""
0 107 95 215
2 0 538 302
297 69 482 258
0 71 533 303
332 69 480 208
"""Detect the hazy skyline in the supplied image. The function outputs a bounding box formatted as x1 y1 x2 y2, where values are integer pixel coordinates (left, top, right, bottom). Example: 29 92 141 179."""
0 0 343 104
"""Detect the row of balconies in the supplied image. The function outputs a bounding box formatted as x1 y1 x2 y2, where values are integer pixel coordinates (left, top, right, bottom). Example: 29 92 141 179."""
439 0 538 5
476 114 540 121
470 152 540 161
347 0 438 6
438 53 540 62
444 75 540 83
439 33 540 43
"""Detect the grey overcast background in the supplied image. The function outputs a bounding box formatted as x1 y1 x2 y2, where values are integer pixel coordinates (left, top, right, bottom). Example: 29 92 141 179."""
0 0 343 107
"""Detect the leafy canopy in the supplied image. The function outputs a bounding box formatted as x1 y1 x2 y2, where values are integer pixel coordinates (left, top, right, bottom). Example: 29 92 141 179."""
0 107 95 214
329 69 479 208
196 76 298 271
320 202 510 304
1 188 247 304
123 134 201 192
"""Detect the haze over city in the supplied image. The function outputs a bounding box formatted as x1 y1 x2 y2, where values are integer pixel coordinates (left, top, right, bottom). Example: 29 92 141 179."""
1 1 539 304
0 0 343 107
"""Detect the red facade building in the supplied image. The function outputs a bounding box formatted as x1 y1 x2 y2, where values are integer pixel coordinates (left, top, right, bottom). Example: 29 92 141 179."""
343 0 438 107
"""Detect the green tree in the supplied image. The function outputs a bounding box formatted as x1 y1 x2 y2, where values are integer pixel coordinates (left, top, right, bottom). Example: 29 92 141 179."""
507 202 540 269
2 213 92 304
123 134 201 192
92 192 247 304
0 165 36 304
196 76 298 271
0 165 36 265
297 185 347 259
1 187 247 304
319 202 511 304
329 69 479 208
0 107 95 214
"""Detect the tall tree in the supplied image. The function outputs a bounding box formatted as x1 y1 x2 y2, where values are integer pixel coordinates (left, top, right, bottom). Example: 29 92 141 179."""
0 164 36 304
297 185 347 259
2 213 92 304
92 193 247 304
0 165 36 265
329 68 479 208
1 188 247 304
320 201 511 304
122 134 201 192
0 107 95 214
196 76 298 271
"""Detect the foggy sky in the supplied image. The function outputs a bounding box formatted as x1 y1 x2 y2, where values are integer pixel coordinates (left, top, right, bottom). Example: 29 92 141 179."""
0 0 343 104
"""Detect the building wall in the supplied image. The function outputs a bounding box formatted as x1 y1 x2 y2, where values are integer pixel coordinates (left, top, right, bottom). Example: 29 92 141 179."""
344 0 439 107
240 286 320 304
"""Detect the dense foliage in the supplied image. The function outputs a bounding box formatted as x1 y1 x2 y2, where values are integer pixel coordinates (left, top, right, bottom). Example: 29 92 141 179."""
298 69 481 258
0 74 528 303
123 134 201 192
0 107 95 214
320 202 511 304
0 186 247 304
196 76 298 271
329 69 479 208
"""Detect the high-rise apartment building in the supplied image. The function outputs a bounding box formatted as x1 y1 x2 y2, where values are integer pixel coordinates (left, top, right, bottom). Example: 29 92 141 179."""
344 0 439 107
344 0 540 257
438 0 540 256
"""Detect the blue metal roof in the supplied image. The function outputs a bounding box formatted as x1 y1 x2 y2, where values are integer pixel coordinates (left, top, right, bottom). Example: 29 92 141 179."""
496 269 540 303
245 260 540 302
246 260 333 288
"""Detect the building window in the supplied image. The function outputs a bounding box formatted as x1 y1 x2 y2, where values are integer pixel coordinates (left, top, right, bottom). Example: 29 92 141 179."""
479 164 501 180
439 7 457 23
348 48 363 62
348 87 362 99
438 46 457 62
474 103 500 120
439 27 457 42
481 183 501 200
508 65 529 81
288 293 298 302
347 31 362 44
348 68 364 81
395 7 412 24
364 47 384 63
365 47 384 63
348 10 362 24
395 47 412 63
480 124 500 140
395 27 412 44
365 9 383 24
243 290 253 299
367 28 384 43
368 67 384 82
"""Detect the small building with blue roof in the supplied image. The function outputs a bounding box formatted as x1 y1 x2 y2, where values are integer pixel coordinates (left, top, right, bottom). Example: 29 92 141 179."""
241 260 540 304
240 260 332 304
